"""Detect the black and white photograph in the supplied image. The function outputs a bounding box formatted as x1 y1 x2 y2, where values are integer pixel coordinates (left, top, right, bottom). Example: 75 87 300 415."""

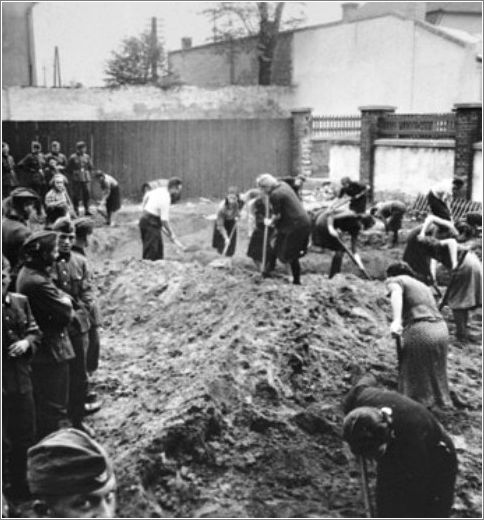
1 0 482 517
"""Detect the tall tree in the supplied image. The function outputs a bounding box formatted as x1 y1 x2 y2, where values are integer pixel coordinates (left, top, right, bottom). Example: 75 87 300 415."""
104 29 166 87
201 2 306 85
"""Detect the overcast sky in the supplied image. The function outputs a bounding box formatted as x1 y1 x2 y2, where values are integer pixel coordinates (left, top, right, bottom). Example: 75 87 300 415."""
32 1 348 87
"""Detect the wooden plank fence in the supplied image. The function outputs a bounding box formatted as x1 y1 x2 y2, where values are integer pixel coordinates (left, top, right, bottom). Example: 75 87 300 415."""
2 119 292 200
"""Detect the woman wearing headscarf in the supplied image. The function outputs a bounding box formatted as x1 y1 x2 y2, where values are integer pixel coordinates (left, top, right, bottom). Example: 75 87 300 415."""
212 186 244 257
44 174 75 229
386 261 452 409
342 376 457 518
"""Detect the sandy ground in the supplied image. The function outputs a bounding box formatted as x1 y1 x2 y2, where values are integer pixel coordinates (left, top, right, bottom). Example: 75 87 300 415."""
16 199 483 518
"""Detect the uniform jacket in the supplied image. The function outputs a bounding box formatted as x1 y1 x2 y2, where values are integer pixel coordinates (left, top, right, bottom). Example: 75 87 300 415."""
18 153 46 186
45 152 68 169
67 152 93 183
52 251 94 335
72 245 102 327
16 264 74 364
2 154 18 188
2 292 42 394
2 214 32 271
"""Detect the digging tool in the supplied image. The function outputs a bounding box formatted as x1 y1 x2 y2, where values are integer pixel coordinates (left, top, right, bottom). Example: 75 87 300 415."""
358 456 375 518
334 234 372 280
261 194 270 275
438 250 469 310
208 221 238 268
393 333 403 369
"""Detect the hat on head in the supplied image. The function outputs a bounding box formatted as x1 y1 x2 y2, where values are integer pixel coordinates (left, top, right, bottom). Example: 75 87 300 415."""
21 231 58 256
74 217 94 236
27 428 114 497
10 187 40 201
31 141 41 149
76 141 86 149
52 216 75 235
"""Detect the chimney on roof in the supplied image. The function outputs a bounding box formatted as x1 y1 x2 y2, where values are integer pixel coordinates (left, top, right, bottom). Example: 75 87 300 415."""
342 2 359 22
181 37 192 50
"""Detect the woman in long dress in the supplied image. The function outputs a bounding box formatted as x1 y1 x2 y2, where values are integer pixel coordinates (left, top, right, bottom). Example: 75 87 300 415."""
212 187 244 257
386 261 452 409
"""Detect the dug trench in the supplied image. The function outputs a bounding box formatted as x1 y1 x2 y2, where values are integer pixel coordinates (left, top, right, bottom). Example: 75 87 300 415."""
23 201 484 518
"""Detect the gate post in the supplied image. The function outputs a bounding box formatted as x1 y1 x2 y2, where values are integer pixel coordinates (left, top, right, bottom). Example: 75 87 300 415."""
291 107 313 178
359 105 396 202
452 103 482 200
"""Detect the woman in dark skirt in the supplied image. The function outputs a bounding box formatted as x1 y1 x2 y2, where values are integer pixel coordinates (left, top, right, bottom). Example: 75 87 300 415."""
212 187 244 257
94 170 121 226
386 261 452 409
247 193 275 271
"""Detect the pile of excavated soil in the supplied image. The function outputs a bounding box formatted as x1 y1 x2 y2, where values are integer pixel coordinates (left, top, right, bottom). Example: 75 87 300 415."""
86 253 481 518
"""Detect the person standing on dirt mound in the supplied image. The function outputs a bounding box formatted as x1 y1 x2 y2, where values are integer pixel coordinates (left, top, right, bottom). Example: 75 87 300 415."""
212 186 244 257
94 170 121 227
370 200 407 248
343 376 457 518
139 177 186 260
386 261 452 409
311 208 374 278
257 173 311 285
51 217 97 437
16 231 75 441
27 428 117 518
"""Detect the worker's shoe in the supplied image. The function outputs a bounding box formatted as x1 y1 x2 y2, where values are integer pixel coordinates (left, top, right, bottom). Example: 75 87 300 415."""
86 391 98 403
84 400 102 416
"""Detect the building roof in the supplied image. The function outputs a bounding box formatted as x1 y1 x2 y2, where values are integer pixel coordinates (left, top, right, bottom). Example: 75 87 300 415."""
425 2 482 14
353 1 482 19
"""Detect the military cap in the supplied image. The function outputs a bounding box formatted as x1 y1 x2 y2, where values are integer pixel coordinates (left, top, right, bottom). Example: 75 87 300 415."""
22 231 58 255
31 141 41 148
76 141 87 149
74 217 94 236
10 187 40 200
52 216 75 235
27 428 114 497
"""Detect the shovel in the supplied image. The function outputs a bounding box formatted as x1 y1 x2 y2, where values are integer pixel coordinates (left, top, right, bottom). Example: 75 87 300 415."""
208 222 238 268
261 195 270 275
358 456 375 518
335 235 372 280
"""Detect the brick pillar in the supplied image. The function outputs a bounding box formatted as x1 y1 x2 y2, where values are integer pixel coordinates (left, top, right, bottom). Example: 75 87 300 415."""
359 105 396 202
453 103 482 200
291 107 312 178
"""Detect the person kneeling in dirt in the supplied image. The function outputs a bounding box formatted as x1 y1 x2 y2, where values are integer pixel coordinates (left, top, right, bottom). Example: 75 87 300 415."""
27 428 117 518
311 208 374 278
386 261 452 409
94 170 121 227
212 186 244 257
343 376 457 518
257 173 311 285
139 177 186 260
370 200 406 248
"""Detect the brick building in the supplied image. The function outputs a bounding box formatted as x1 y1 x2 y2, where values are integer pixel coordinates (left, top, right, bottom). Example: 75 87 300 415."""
168 2 482 113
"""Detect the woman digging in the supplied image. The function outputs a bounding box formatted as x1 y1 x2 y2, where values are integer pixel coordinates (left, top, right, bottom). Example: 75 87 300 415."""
212 186 244 257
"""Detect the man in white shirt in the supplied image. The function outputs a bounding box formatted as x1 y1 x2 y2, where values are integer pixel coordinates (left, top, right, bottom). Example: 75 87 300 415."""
138 177 185 260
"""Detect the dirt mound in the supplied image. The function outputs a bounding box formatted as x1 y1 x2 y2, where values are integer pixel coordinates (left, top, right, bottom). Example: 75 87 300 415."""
87 257 481 518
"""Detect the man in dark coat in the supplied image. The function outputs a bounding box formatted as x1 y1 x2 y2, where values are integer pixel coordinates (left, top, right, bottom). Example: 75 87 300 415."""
16 231 75 441
66 141 94 216
338 176 368 214
2 188 39 289
51 217 96 436
2 256 41 501
257 173 311 285
343 376 457 518
18 141 47 214
2 142 18 197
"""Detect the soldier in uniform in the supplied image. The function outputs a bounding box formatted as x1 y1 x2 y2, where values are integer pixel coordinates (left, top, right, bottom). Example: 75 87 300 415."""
18 141 47 215
2 256 41 501
45 141 68 171
16 231 75 441
27 428 117 518
2 142 18 198
52 217 96 436
2 188 39 289
67 141 93 216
